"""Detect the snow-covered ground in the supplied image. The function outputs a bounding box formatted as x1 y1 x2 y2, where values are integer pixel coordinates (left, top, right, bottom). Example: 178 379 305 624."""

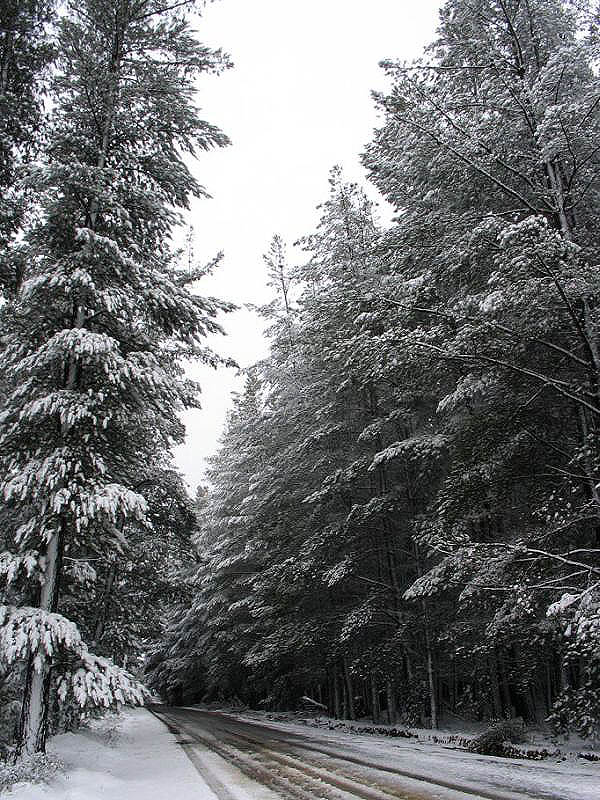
192 706 600 800
225 707 600 758
5 705 600 800
6 708 213 800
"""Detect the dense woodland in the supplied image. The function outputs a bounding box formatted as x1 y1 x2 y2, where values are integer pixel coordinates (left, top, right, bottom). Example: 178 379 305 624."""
148 0 600 740
1 0 600 768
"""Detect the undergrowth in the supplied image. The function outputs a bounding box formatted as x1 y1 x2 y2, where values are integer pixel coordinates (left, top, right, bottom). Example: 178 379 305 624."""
0 753 64 793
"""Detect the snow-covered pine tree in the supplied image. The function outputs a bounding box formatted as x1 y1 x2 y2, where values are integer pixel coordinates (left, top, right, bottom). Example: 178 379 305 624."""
65 465 198 665
0 0 231 757
146 370 272 705
261 234 296 365
147 0 600 736
0 0 55 289
365 0 600 731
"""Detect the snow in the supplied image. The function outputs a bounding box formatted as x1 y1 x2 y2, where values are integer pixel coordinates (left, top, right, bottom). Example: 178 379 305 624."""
7 706 600 800
369 434 448 471
546 592 580 616
8 708 214 800
0 606 146 709
187 708 600 800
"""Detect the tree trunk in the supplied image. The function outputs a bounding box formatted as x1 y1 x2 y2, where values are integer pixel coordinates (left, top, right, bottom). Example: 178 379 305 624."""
426 640 438 729
370 673 379 724
499 660 515 718
333 669 341 719
343 660 355 720
420 595 438 729
489 656 503 718
560 652 570 691
386 679 396 724
405 652 413 681
92 562 118 645
16 529 62 758
526 685 539 725
545 662 553 714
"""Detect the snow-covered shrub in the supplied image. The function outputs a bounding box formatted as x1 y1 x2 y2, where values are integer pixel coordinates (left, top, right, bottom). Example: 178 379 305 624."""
547 590 600 740
0 664 25 761
467 719 527 756
0 752 63 791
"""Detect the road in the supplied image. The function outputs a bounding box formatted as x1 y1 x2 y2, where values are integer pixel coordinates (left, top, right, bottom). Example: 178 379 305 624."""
149 707 596 800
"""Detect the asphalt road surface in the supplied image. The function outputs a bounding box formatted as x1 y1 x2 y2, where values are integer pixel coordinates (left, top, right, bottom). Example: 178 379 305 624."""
149 707 565 800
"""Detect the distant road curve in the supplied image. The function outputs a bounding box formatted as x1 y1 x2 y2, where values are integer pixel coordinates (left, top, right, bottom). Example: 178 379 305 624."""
149 707 581 800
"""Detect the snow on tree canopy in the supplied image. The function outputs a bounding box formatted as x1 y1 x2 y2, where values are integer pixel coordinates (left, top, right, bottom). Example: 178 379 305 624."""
369 434 448 471
0 0 231 758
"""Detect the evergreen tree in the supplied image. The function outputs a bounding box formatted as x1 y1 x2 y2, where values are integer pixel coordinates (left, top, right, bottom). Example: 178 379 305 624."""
0 0 231 757
152 0 600 739
0 0 55 290
364 0 600 732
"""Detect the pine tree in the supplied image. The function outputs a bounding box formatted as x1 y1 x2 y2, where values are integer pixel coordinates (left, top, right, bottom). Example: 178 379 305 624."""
364 0 600 731
0 0 231 757
150 0 600 738
0 0 55 290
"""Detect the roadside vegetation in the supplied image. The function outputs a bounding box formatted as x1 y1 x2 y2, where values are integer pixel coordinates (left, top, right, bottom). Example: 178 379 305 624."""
2 0 600 771
148 0 600 743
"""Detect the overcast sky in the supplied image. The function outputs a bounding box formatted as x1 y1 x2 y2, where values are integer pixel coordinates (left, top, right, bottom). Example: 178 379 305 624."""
175 0 441 489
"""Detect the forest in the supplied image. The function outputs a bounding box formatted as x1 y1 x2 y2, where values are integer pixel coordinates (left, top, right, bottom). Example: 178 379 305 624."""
1 0 600 767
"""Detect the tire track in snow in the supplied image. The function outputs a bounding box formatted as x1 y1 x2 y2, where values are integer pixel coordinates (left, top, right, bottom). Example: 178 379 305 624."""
151 707 486 800
184 709 566 800
148 709 241 800
219 727 437 800
151 707 360 800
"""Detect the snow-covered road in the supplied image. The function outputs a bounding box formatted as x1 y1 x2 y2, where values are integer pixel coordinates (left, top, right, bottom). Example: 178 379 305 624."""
150 707 599 800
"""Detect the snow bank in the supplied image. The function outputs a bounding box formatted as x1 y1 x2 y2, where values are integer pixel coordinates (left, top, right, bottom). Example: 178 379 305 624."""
8 708 213 800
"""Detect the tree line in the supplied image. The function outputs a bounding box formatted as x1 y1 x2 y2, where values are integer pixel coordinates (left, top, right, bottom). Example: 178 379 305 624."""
148 0 600 739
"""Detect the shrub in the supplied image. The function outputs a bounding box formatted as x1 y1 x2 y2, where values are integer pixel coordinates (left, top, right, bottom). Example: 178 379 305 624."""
0 753 63 792
467 719 527 757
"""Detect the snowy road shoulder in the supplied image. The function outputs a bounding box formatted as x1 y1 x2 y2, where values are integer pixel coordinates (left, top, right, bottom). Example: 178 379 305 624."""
7 707 213 800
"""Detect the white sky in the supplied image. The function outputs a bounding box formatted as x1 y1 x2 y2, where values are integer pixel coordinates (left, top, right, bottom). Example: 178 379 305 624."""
175 0 441 489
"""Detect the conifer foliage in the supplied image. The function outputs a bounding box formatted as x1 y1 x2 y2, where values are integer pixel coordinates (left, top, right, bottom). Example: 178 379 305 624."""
0 0 230 758
152 0 600 739
0 0 55 286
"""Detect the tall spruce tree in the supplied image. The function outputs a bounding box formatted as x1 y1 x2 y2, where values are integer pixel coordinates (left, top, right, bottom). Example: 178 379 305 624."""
0 0 231 757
